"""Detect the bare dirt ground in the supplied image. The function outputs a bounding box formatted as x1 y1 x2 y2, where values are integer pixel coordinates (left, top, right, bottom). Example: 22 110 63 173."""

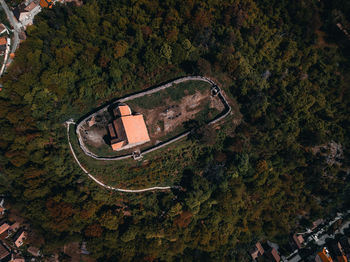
131 89 224 142
80 125 107 148
80 111 111 148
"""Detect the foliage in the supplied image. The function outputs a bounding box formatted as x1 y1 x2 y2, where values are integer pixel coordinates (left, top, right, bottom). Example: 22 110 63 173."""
0 0 349 261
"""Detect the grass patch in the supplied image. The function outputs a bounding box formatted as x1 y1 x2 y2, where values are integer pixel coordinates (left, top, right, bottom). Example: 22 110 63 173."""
127 80 211 110
69 125 203 189
85 141 124 157
166 80 210 101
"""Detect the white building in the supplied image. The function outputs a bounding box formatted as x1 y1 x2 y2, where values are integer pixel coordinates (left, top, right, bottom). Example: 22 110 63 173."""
14 1 42 28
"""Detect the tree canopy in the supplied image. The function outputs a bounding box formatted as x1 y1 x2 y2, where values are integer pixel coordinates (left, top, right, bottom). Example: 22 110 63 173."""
0 0 349 260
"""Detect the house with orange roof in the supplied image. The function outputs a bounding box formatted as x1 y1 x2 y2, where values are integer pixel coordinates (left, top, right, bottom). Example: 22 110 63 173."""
13 1 42 27
0 37 7 54
266 247 280 262
293 233 304 249
24 1 39 12
315 248 334 262
113 105 132 116
312 219 324 230
27 246 41 257
39 0 53 8
8 222 21 236
250 242 265 261
10 254 25 262
108 104 150 151
87 115 96 127
0 222 9 235
14 230 26 247
327 240 348 262
9 222 20 232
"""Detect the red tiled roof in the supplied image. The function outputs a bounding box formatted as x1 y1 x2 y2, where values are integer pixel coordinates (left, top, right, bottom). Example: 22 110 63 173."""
15 231 26 247
27 246 40 257
11 255 25 262
117 105 131 116
39 0 53 8
317 248 334 262
121 114 150 145
9 222 20 231
0 223 9 234
87 116 95 127
270 248 280 262
109 104 149 150
24 2 38 11
111 140 126 150
293 234 304 249
256 242 264 255
0 37 6 46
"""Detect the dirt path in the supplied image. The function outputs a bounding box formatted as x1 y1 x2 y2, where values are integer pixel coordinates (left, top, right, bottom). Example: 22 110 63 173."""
66 76 232 192
66 121 173 193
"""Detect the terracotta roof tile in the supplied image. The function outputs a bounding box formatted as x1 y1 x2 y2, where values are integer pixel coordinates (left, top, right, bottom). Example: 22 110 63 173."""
256 242 264 255
109 104 149 150
9 222 20 231
0 37 6 46
293 234 304 249
14 231 26 247
118 105 131 116
270 248 280 262
121 115 150 145
0 223 9 234
111 140 126 150
24 2 38 11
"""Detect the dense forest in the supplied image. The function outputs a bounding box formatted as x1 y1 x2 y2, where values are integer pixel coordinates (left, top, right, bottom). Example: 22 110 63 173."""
0 0 349 260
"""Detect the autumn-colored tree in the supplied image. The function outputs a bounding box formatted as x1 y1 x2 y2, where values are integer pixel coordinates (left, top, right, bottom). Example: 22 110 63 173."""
193 8 212 29
99 210 123 231
46 199 74 232
114 40 128 59
85 224 103 238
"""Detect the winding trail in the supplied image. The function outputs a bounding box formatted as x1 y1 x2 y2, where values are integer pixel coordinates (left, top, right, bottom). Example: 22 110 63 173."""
67 76 231 192
66 120 172 193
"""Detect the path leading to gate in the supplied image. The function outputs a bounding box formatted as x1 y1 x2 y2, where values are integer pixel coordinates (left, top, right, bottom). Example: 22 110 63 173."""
75 76 231 161
66 120 173 193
